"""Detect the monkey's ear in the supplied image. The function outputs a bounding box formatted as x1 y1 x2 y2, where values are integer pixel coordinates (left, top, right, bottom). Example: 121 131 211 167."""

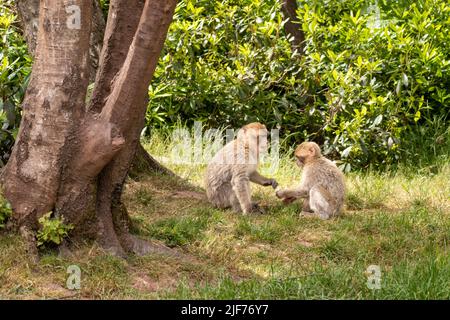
308 146 316 155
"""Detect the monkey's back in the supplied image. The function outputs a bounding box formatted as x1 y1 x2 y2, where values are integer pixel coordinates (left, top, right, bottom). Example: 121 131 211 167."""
307 158 346 211
205 140 254 202
204 142 237 205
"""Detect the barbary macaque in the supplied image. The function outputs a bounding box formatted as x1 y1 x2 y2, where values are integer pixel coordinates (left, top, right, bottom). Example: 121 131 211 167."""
275 142 345 219
205 122 278 214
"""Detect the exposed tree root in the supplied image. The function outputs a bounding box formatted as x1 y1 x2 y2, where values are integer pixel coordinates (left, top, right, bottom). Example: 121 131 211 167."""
19 226 39 263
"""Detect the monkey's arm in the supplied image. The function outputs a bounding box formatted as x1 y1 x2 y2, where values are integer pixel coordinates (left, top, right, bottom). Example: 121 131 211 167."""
231 174 253 214
249 171 278 189
276 186 309 200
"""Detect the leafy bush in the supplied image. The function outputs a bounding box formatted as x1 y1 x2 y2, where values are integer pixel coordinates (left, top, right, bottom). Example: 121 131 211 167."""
148 0 295 129
297 0 450 170
36 212 73 247
0 0 31 166
0 191 12 229
147 0 450 170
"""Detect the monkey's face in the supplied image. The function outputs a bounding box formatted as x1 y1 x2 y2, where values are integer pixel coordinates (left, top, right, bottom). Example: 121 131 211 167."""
294 146 308 167
295 142 320 167
295 153 307 167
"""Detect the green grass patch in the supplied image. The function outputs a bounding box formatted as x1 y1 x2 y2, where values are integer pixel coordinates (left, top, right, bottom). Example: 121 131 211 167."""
0 130 448 299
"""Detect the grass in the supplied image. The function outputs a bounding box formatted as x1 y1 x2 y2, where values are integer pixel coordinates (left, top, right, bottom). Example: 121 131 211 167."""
0 128 449 299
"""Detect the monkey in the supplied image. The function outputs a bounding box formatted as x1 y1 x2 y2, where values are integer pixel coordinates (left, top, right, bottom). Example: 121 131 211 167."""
275 141 345 219
205 122 278 214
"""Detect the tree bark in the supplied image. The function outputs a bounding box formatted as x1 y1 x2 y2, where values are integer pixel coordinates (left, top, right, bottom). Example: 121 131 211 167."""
15 0 171 177
95 0 178 255
16 0 105 82
280 0 305 54
130 143 176 178
1 0 178 257
1 0 93 228
15 0 40 56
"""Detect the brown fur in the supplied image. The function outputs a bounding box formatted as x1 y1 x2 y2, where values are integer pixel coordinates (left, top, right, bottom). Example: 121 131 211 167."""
205 123 278 214
276 142 345 219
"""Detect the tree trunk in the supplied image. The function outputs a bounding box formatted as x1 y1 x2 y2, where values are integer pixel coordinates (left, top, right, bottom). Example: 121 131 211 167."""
2 0 93 229
280 0 305 54
15 0 173 178
130 143 176 178
16 0 105 82
1 0 178 257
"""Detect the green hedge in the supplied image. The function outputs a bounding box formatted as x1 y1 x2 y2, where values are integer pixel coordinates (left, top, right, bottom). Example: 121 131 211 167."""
0 0 31 166
147 0 450 170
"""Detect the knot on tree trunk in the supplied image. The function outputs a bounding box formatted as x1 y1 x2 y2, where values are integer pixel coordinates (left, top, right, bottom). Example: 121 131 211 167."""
72 117 126 181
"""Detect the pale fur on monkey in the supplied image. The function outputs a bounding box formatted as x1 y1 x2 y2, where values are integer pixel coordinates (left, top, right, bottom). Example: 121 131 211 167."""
205 122 278 214
276 141 345 219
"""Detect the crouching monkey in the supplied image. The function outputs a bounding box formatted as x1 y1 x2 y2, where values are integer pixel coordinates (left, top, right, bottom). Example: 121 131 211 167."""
276 142 345 219
205 122 278 214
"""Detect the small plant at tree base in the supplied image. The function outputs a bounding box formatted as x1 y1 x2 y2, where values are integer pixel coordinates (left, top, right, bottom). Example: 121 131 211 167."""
0 192 12 229
36 212 73 248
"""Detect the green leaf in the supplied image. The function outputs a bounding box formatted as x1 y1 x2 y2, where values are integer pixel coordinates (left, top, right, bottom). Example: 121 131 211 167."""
414 111 421 122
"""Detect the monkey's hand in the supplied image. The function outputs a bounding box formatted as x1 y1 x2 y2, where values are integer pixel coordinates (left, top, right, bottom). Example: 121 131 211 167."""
271 179 279 189
275 188 286 199
263 179 278 189
275 188 296 204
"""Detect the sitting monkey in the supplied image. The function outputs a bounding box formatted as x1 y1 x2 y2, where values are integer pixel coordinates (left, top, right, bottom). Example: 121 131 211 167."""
205 122 278 214
276 142 345 219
